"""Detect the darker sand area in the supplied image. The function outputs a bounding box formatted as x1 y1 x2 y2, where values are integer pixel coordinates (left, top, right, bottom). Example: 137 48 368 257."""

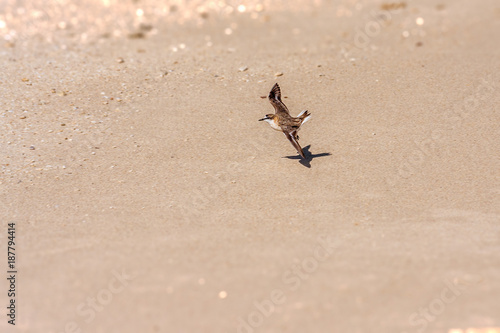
1 1 499 332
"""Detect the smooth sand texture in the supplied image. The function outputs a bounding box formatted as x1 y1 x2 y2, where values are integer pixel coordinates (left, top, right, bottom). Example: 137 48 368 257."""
1 1 499 332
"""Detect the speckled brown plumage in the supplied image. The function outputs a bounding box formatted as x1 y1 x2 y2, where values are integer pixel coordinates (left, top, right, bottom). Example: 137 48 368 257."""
259 83 311 159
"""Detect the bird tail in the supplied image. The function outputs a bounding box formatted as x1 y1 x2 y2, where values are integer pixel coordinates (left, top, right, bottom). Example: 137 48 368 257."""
297 110 311 124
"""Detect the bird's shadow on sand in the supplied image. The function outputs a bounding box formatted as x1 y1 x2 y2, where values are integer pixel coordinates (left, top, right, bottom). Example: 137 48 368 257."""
282 145 331 168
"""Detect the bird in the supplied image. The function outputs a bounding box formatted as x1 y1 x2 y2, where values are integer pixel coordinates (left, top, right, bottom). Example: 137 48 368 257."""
259 83 311 159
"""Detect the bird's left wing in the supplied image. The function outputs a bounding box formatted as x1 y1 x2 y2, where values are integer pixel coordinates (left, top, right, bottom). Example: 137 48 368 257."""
283 130 305 159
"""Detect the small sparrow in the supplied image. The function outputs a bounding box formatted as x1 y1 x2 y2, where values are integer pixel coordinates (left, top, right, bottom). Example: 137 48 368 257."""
259 83 311 159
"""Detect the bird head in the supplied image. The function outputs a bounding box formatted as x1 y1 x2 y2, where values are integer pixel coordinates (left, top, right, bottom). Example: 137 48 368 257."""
259 114 275 122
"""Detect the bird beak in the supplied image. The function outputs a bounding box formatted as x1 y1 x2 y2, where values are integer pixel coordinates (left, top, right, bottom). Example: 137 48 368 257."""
258 117 267 121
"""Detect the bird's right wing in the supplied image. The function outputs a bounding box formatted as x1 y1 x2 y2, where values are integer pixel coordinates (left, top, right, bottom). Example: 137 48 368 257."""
268 83 290 115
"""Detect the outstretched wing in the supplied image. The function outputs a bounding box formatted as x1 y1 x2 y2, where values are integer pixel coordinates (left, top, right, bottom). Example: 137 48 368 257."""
268 83 290 115
283 130 305 159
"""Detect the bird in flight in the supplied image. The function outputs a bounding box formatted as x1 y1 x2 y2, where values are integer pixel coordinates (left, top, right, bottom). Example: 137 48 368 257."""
259 83 311 159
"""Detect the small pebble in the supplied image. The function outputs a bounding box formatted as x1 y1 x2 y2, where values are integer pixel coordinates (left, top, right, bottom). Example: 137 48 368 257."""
128 31 145 39
139 23 153 32
274 72 283 77
238 66 248 72
116 57 125 63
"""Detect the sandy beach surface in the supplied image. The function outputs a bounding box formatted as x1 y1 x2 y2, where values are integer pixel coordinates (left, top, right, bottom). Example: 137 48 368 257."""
1 0 499 332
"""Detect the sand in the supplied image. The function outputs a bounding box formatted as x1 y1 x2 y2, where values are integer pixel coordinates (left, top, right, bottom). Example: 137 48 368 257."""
1 0 499 332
